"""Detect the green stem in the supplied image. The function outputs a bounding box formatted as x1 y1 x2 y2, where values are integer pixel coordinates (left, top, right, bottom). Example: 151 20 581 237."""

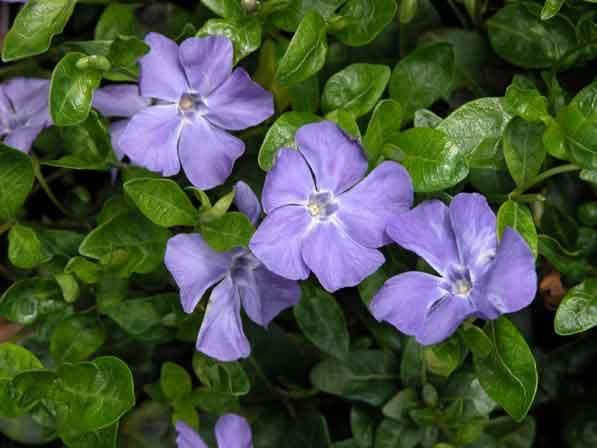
447 0 470 29
509 164 581 198
487 193 546 204
31 156 70 216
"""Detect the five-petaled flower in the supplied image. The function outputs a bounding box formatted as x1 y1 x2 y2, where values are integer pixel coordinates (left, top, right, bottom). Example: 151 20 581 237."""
370 193 537 345
164 181 300 361
249 120 413 293
176 414 252 448
117 32 274 189
0 77 51 153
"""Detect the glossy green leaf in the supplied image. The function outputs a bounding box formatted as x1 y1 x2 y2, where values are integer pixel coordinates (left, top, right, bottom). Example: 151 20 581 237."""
557 103 597 169
201 0 246 19
0 278 66 325
389 43 454 121
497 200 538 258
160 362 192 402
294 285 350 360
332 0 397 47
271 0 344 31
258 111 320 170
540 0 566 21
8 224 52 269
49 53 103 127
322 64 390 118
554 278 597 335
196 16 261 63
2 0 77 62
124 178 198 227
503 118 546 187
503 77 550 123
50 315 105 363
385 127 468 192
0 145 34 221
192 352 250 396
0 344 43 379
94 3 139 40
474 317 538 422
276 11 327 86
364 100 402 164
423 336 463 378
201 212 255 252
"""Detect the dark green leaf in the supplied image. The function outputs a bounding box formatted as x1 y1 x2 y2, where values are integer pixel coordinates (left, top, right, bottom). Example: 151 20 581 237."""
94 3 139 40
0 145 34 221
160 362 192 402
2 0 77 62
192 352 250 396
50 315 105 363
0 278 66 325
332 0 397 47
201 212 255 252
423 336 463 378
554 278 597 335
503 118 546 187
8 224 52 269
364 100 402 164
540 0 566 21
497 200 538 258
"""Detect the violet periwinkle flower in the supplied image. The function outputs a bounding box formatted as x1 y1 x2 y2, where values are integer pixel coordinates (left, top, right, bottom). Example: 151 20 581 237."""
117 32 274 190
164 181 300 361
176 414 252 448
92 84 150 160
0 77 51 153
370 193 537 345
249 121 414 293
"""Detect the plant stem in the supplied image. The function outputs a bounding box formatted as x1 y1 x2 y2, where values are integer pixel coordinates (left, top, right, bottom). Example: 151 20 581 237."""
509 164 581 198
31 156 70 216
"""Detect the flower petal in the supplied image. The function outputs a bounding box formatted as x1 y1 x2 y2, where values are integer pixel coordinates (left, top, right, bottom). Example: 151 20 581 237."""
93 84 149 118
387 199 460 278
475 227 537 319
449 193 497 281
179 117 244 189
262 148 314 213
215 414 252 448
205 68 274 131
1 78 49 120
370 271 447 337
179 36 233 97
175 421 207 448
337 161 413 248
139 32 188 101
249 206 311 281
296 121 367 194
164 234 231 313
4 126 44 153
118 105 182 176
236 264 300 326
234 181 261 225
417 294 475 345
302 221 384 292
108 120 128 160
196 276 250 362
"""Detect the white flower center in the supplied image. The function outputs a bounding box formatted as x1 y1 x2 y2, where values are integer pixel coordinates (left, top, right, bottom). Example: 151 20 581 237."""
306 191 338 220
452 279 472 296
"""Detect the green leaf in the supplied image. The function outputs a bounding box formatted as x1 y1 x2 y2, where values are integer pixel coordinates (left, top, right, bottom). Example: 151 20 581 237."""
332 0 397 47
124 178 198 227
538 234 588 282
160 362 192 402
374 419 422 448
497 200 538 258
540 0 566 21
389 43 454 121
105 36 149 81
8 224 52 269
45 111 112 170
423 336 463 378
287 410 332 448
294 285 350 360
556 103 597 169
385 127 468 192
437 97 512 156
2 0 77 62
258 112 320 170
271 0 344 31
350 405 377 448
197 16 261 63
201 0 246 19
0 278 66 325
65 257 101 284
325 109 361 138
467 137 514 195
364 100 402 164
54 273 80 303
400 337 425 387
487 2 576 69
51 356 135 438
192 352 250 396
554 279 597 335
94 3 139 40
63 423 118 448
310 350 399 406
503 77 550 123
276 11 327 86
49 52 103 127
503 118 546 187
458 322 493 359
322 64 391 118
103 294 178 342
399 0 418 23
0 145 34 221
0 344 43 379
382 388 420 422
50 315 105 364
474 317 538 422
79 211 170 276
201 212 255 252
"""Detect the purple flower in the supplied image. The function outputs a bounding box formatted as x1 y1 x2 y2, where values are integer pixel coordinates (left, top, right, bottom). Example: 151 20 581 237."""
0 77 51 153
249 121 413 293
164 181 300 361
176 414 252 448
92 84 150 160
370 193 537 345
117 32 274 190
